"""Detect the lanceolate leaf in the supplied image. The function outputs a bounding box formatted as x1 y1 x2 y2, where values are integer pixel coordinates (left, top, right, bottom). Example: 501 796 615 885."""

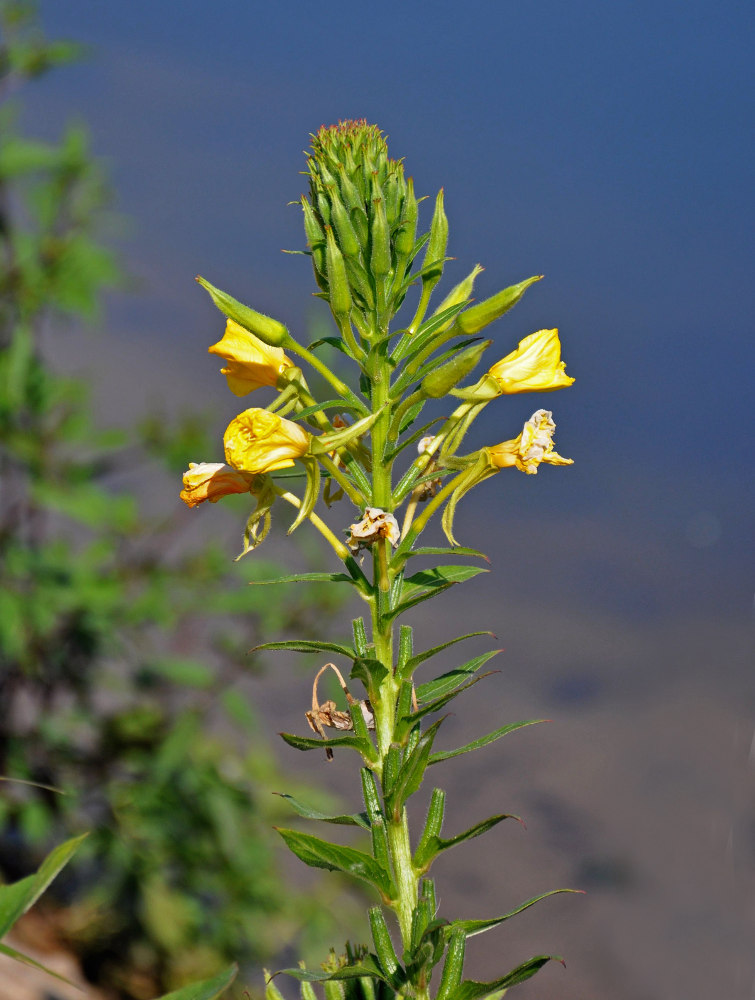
0 833 87 937
154 965 238 999
429 719 547 764
253 639 357 659
454 955 563 999
381 581 456 625
276 828 395 898
401 564 488 597
279 731 375 757
415 650 502 702
385 717 446 818
251 572 355 585
401 632 495 678
276 954 391 986
449 890 583 938
404 546 489 561
0 942 78 990
273 792 370 829
414 814 521 871
402 674 494 731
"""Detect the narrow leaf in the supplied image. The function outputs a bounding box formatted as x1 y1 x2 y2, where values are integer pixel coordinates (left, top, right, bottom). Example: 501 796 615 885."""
0 942 78 989
415 650 502 703
429 719 546 764
415 815 520 870
251 572 355 585
451 889 584 938
402 632 495 678
276 955 390 986
273 793 369 829
382 582 456 625
0 834 87 937
404 546 489 561
253 639 357 659
279 732 374 756
276 828 395 897
401 564 488 597
455 955 562 999
154 964 237 1000
386 717 446 817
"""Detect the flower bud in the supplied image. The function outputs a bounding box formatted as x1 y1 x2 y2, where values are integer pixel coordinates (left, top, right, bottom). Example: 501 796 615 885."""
420 339 492 398
422 188 448 288
328 187 361 259
324 226 352 320
370 197 391 280
431 263 484 330
300 196 327 283
196 276 289 347
393 176 417 260
456 274 543 335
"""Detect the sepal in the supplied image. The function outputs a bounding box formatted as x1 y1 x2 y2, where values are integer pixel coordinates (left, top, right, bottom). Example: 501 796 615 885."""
196 275 290 347
440 452 498 545
287 457 320 534
309 408 381 453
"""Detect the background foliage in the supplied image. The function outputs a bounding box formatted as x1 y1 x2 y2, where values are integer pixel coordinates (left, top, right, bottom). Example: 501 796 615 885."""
0 4 346 996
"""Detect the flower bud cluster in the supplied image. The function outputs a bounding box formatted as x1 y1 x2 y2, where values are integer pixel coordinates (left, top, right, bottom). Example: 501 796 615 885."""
302 120 415 321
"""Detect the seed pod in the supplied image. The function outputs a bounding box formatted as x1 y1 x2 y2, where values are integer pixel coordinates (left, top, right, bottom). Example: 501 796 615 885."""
369 907 400 979
421 339 492 398
456 274 543 335
414 788 445 870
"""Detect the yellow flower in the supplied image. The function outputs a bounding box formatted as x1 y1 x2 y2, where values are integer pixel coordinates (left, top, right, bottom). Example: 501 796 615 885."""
488 409 573 474
223 408 310 474
180 462 257 507
488 328 574 394
208 319 292 396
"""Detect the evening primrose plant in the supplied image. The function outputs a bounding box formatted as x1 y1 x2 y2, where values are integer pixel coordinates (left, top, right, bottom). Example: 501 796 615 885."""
183 121 577 1000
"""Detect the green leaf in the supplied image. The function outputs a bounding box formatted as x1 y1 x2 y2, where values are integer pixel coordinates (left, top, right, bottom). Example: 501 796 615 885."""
401 564 488 597
0 834 87 937
251 572 355 585
0 941 79 988
401 632 495 678
415 814 521 871
381 583 456 625
450 890 583 938
279 732 374 757
154 964 237 999
276 828 395 898
385 717 445 818
253 639 357 660
455 955 562 999
350 656 390 692
404 546 489 561
415 650 502 703
275 954 391 986
273 793 369 830
429 719 547 764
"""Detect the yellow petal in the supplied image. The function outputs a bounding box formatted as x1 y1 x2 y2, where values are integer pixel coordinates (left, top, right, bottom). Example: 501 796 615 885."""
488 329 574 394
209 319 292 396
223 408 310 474
488 409 573 474
179 461 256 507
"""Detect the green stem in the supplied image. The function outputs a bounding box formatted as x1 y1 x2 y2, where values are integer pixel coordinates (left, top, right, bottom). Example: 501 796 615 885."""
318 453 366 508
285 339 368 414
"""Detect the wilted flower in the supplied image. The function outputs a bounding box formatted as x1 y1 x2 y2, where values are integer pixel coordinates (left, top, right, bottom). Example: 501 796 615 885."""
488 329 574 394
346 507 400 554
417 436 436 455
488 409 573 475
180 462 257 507
224 408 310 474
209 319 292 396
